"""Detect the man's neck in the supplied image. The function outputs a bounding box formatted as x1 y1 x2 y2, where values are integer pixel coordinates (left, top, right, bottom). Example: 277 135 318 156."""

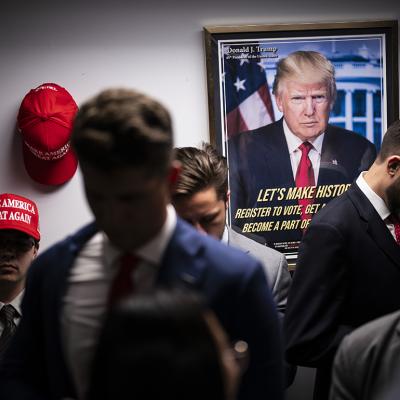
363 165 386 201
0 282 24 304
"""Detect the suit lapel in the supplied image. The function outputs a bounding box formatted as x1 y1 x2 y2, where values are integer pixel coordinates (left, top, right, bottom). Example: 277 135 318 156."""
227 227 250 255
347 185 400 269
319 126 350 185
259 119 295 187
157 219 208 289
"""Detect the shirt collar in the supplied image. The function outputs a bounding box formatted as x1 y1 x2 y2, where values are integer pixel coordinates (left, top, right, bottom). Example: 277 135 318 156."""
283 118 324 155
356 172 391 220
136 204 177 264
104 204 177 266
0 290 24 317
221 225 229 244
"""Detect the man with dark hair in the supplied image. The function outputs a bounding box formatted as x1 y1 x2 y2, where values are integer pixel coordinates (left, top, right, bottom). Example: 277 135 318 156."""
172 144 291 316
284 120 400 400
0 193 40 359
0 88 284 400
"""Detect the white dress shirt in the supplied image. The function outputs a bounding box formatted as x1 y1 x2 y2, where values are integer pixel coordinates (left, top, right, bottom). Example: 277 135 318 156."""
356 172 398 241
282 119 324 184
62 205 177 400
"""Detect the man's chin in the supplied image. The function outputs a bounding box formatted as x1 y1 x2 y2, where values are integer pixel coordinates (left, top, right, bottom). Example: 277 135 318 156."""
297 130 323 141
107 235 147 252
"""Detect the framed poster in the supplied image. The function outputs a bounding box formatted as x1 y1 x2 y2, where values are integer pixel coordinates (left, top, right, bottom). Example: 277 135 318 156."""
204 20 398 266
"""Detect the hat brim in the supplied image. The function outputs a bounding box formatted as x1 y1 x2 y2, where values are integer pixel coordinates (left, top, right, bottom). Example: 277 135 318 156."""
0 225 40 241
22 143 78 186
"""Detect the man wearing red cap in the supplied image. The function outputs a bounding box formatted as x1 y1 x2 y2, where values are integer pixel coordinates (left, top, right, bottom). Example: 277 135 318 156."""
0 193 40 358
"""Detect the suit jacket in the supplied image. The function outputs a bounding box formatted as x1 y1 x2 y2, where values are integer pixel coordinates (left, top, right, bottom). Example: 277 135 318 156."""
226 227 297 387
227 226 291 315
284 184 400 400
0 218 283 400
330 310 400 400
228 119 377 251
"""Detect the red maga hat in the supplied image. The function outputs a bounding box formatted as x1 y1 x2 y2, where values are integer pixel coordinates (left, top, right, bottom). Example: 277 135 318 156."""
0 193 40 240
17 83 79 186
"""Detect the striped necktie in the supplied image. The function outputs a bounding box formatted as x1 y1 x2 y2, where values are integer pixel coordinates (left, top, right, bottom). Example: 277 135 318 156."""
0 304 18 357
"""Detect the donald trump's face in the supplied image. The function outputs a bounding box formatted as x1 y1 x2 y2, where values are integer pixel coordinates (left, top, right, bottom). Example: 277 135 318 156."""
275 79 332 142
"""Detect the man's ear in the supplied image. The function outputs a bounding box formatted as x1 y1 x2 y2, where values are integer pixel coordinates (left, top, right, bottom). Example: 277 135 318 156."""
168 161 181 189
275 94 284 113
32 245 39 259
387 156 400 177
225 190 231 209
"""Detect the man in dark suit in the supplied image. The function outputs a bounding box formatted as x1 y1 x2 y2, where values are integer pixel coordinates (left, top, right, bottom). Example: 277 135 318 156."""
330 309 400 400
0 193 40 359
284 120 400 400
228 51 376 253
0 88 283 400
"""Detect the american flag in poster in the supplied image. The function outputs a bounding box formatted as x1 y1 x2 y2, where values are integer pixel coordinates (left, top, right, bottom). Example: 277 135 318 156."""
222 45 275 139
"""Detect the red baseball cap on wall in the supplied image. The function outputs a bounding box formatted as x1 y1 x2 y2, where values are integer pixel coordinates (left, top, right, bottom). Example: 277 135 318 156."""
0 193 40 240
17 83 79 186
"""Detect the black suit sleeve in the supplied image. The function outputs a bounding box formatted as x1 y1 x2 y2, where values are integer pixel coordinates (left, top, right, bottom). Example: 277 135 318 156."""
283 221 353 368
235 263 284 400
228 135 247 225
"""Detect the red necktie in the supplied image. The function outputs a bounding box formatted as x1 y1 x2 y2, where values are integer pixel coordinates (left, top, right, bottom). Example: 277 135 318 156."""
390 215 400 245
108 253 139 306
295 142 315 221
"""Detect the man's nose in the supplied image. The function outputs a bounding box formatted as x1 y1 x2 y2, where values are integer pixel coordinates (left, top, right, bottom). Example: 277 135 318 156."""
193 221 207 235
303 97 316 116
0 249 16 262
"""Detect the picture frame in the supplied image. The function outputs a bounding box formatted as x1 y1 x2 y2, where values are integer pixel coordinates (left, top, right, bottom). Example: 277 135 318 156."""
204 20 398 265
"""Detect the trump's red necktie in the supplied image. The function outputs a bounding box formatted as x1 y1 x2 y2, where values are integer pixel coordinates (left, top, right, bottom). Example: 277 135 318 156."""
295 142 315 221
390 215 400 245
108 253 139 306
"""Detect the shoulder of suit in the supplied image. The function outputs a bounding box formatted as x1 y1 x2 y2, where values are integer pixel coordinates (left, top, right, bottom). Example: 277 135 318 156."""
33 222 98 266
327 124 375 147
229 120 282 144
229 228 283 263
175 220 261 271
342 310 400 351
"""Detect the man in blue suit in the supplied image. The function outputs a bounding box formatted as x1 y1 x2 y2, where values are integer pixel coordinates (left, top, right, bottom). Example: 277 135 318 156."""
229 51 376 254
0 88 283 400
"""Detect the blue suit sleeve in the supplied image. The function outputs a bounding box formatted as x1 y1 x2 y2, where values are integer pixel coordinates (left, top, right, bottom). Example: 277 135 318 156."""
234 262 284 400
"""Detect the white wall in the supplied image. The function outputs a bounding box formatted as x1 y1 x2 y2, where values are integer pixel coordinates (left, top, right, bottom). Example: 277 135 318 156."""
0 0 398 251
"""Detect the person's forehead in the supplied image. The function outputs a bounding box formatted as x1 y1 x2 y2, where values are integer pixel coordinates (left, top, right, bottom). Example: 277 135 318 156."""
0 229 33 243
175 188 222 213
282 80 328 95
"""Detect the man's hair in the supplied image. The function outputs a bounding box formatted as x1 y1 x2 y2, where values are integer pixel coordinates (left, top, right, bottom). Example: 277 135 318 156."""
89 289 226 400
272 50 337 104
72 88 173 176
173 143 228 201
377 120 400 162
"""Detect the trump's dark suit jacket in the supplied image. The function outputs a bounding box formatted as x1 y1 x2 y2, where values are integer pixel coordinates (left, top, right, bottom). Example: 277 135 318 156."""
284 184 400 400
0 218 283 400
228 119 377 250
